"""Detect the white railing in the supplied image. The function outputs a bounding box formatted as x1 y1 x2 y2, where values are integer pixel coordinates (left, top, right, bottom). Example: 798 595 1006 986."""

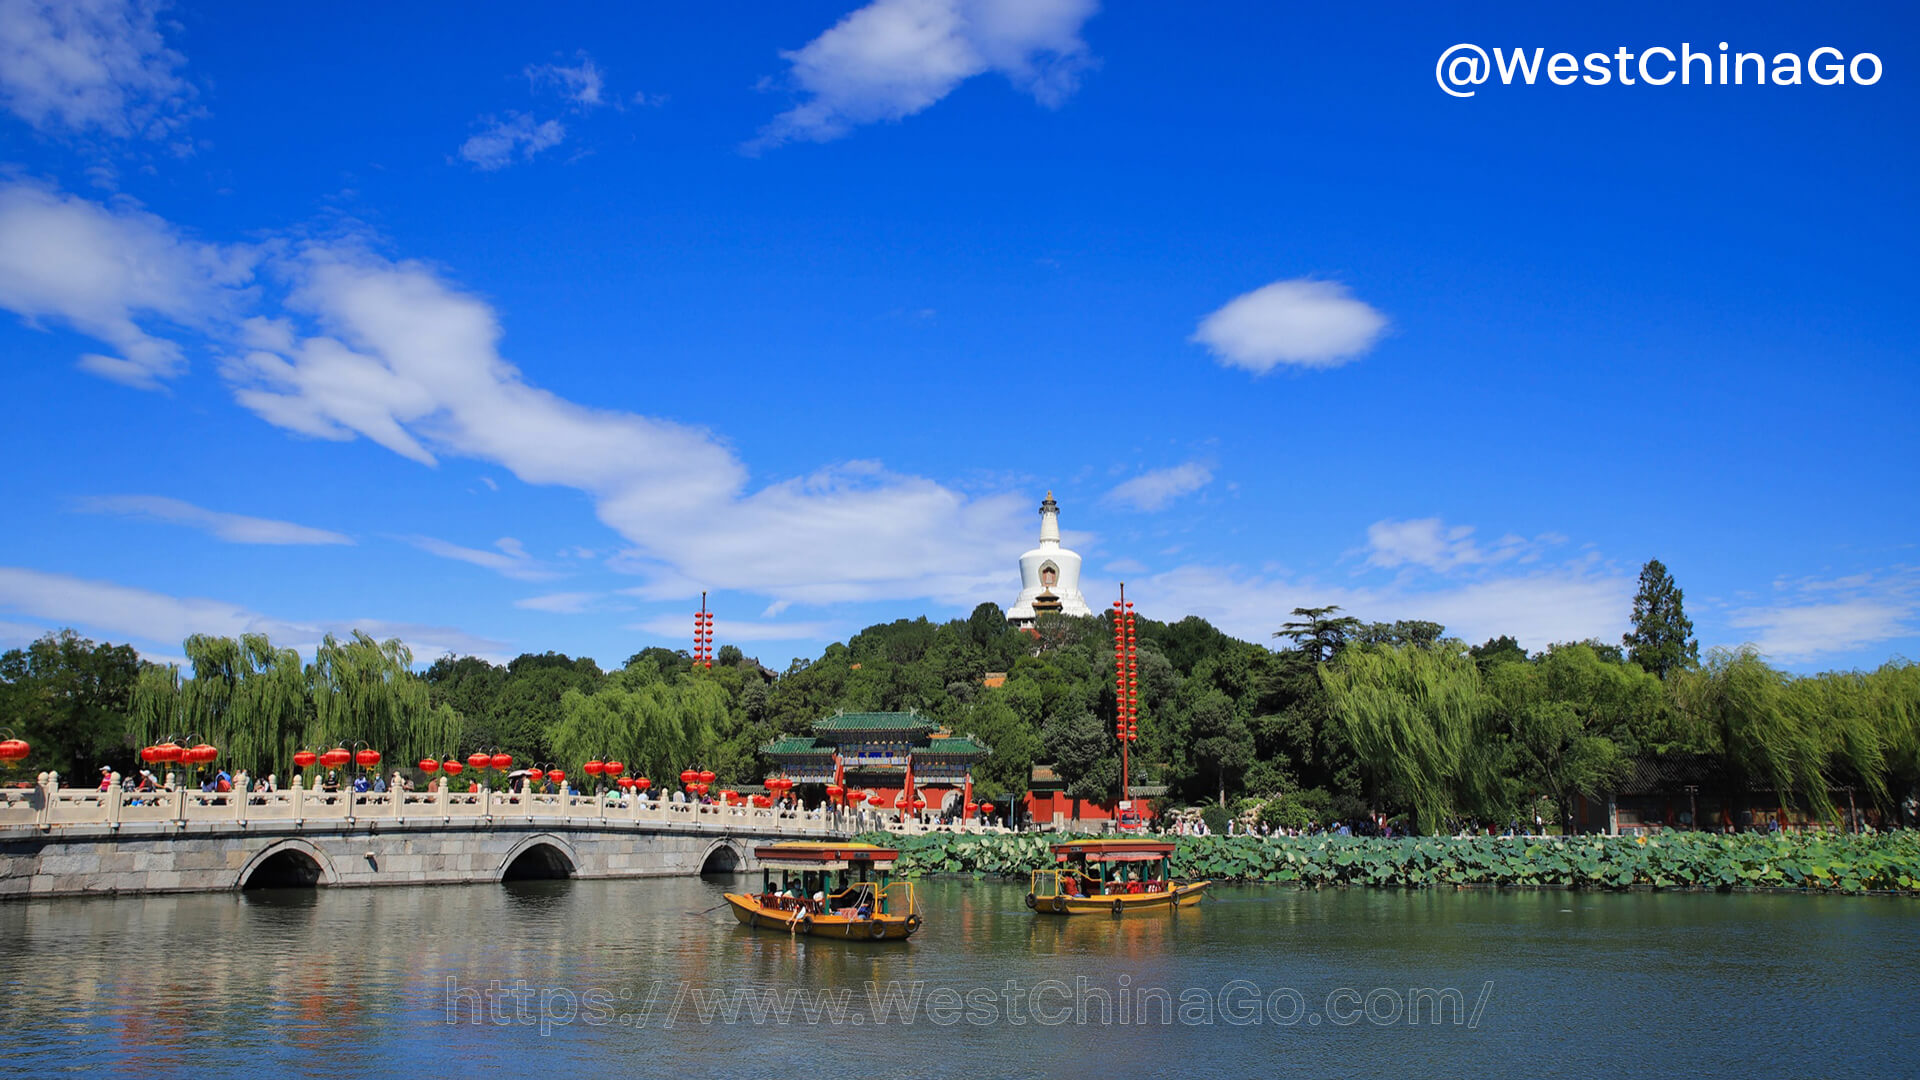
0 777 1012 838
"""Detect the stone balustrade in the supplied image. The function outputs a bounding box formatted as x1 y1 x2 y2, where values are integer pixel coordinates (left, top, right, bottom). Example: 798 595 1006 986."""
0 777 1010 839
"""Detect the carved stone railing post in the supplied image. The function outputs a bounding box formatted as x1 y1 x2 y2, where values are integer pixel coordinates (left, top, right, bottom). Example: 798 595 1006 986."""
105 773 123 828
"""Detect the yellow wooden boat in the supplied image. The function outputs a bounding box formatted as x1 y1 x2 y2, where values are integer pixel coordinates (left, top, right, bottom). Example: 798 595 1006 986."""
725 842 923 941
1027 838 1208 915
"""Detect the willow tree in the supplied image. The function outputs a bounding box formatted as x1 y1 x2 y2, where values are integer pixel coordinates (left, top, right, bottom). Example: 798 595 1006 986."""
1669 647 1882 821
551 666 725 787
307 631 442 769
173 634 311 779
128 662 183 754
1320 644 1506 833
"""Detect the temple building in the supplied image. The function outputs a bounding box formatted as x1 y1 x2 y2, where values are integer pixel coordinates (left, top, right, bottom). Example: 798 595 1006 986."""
1005 491 1094 627
762 710 993 819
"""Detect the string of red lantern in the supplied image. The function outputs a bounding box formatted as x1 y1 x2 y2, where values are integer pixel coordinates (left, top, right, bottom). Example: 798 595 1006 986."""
1113 585 1139 800
693 590 715 670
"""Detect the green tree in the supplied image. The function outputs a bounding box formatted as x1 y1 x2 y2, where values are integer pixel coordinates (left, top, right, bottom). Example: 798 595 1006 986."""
0 630 141 778
307 632 449 770
1275 605 1363 663
1041 709 1117 802
1486 646 1639 831
1320 644 1506 833
1186 687 1254 807
1623 558 1698 678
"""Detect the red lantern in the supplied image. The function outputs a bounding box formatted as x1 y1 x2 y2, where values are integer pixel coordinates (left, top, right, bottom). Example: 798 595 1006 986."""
322 747 351 769
443 759 464 776
981 802 996 815
825 784 843 801
868 793 886 807
140 745 161 764
634 777 650 791
528 768 546 782
155 742 183 763
911 798 926 811
699 770 716 785
294 749 318 769
419 758 440 773
680 769 698 785
355 749 380 767
0 738 28 762
752 795 770 808
584 760 605 776
965 802 979 815
604 761 625 777
547 770 565 785
467 752 491 772
489 753 513 771
617 777 633 789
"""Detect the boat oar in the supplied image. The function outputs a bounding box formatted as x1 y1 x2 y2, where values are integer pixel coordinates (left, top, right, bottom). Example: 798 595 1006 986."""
686 899 732 917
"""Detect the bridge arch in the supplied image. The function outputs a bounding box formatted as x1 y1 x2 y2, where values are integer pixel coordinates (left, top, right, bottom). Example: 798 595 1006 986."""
699 838 744 875
499 833 580 882
237 839 338 890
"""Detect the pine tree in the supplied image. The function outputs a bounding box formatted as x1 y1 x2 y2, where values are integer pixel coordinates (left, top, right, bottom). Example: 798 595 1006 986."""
1623 559 1698 679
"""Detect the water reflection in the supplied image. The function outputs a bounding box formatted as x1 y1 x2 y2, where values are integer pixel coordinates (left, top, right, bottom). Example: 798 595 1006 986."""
1 876 1915 1077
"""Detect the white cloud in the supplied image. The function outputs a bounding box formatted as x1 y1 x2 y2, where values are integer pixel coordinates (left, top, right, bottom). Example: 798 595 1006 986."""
457 113 565 170
0 178 255 388
751 0 1098 150
514 591 597 614
1721 570 1918 662
0 0 197 139
1726 601 1909 662
0 566 510 664
71 494 352 545
628 614 829 643
404 535 556 581
1365 518 1555 573
1192 278 1387 374
2 182 1033 613
1137 563 1632 654
1105 463 1211 512
527 54 606 108
212 240 1032 607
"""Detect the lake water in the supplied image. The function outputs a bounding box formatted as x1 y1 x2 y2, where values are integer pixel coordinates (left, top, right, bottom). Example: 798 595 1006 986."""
2 876 1915 1077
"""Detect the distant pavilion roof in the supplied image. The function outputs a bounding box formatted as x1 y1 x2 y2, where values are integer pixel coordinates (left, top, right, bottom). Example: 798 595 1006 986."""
760 711 991 765
812 711 937 733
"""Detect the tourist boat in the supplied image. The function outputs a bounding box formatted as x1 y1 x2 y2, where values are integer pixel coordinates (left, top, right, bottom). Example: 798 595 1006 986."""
1027 839 1207 915
724 842 923 940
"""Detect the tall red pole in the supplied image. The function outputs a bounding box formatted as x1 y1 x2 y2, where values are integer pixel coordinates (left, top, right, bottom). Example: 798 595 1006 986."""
694 591 714 669
1113 583 1137 806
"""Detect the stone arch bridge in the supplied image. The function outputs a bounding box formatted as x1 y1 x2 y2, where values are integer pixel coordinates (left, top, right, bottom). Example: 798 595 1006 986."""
0 782 948 898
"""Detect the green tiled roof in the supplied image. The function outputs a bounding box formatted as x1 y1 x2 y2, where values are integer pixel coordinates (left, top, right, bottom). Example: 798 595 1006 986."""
918 735 991 757
812 711 936 733
762 736 834 756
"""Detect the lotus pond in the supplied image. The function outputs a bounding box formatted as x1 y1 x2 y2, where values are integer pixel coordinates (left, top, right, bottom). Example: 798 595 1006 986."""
862 829 1920 894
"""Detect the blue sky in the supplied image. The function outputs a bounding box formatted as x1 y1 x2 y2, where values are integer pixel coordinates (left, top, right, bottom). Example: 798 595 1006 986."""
0 0 1914 673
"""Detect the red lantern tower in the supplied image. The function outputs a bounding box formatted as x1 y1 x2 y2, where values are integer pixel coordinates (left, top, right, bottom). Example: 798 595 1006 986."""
1112 585 1140 802
693 591 714 670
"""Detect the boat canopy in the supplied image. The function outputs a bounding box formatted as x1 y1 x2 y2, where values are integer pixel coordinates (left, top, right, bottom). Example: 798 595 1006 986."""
754 842 899 871
1051 839 1175 863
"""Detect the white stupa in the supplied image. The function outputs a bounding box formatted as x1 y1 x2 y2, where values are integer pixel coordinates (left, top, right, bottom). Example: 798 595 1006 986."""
1006 491 1094 626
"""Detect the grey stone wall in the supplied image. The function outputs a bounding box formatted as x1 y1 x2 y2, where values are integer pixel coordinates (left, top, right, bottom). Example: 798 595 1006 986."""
0 820 800 899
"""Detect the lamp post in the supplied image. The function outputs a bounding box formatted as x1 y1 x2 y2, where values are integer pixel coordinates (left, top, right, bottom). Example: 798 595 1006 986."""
1684 784 1699 833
